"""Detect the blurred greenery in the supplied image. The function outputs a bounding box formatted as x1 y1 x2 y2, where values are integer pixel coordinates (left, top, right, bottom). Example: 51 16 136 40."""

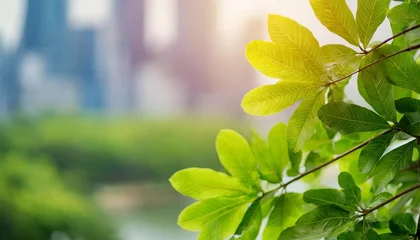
0 116 247 187
0 115 248 239
0 153 115 240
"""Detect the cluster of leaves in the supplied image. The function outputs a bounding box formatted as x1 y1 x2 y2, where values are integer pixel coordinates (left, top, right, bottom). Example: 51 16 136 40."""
170 0 420 239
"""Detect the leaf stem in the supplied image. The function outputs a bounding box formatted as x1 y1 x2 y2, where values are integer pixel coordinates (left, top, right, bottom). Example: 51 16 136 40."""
281 129 394 188
359 184 420 217
366 23 420 54
326 43 420 86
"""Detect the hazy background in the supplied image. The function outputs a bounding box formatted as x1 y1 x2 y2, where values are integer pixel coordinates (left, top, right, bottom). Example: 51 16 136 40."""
0 1 395 239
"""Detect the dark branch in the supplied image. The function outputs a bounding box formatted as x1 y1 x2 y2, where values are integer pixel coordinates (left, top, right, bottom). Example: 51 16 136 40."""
366 23 420 54
281 128 394 189
359 184 420 217
326 43 420 86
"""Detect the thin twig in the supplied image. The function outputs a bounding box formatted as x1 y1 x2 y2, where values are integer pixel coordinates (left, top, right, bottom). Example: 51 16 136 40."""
326 43 420 86
359 184 420 217
281 128 394 189
366 23 420 54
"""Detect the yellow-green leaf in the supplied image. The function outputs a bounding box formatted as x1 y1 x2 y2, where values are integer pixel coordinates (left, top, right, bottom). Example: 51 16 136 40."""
179 196 252 231
310 0 359 46
242 81 322 116
250 132 282 183
246 40 321 82
268 14 326 79
169 168 253 200
356 0 391 48
320 44 359 66
268 122 290 174
288 90 326 152
216 130 260 188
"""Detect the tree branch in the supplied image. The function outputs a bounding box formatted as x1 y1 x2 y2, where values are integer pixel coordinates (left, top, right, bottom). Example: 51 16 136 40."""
359 184 420 217
326 43 420 86
281 128 394 189
366 23 420 54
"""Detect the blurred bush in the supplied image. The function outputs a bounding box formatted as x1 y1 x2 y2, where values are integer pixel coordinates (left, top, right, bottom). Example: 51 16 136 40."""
0 116 247 187
0 153 115 240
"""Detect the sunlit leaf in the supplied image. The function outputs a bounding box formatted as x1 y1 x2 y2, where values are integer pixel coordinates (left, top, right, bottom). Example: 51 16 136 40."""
178 196 254 231
395 97 420 113
232 199 262 240
268 122 290 174
358 51 396 122
378 45 420 94
356 0 391 48
288 90 326 152
295 205 351 234
372 140 415 193
169 168 253 200
263 193 304 239
216 130 260 188
268 14 326 79
303 188 355 212
246 40 321 82
358 132 394 174
242 81 322 116
318 102 390 135
389 213 416 235
320 44 358 66
250 132 282 183
310 0 359 46
338 172 361 206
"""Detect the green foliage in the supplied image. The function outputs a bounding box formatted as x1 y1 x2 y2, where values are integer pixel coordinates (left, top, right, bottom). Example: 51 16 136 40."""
0 154 115 240
170 1 420 239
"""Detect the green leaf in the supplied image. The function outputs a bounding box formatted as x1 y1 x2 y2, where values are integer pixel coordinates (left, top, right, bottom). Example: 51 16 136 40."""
358 132 395 174
216 130 259 188
338 172 362 206
369 192 393 208
250 132 282 183
245 40 322 82
338 231 363 240
356 0 391 48
303 188 355 212
241 81 321 116
389 213 416 235
287 90 326 152
395 97 420 113
169 168 253 200
268 14 326 79
378 45 420 94
320 44 358 66
178 196 253 231
399 112 420 136
372 140 415 193
279 226 326 240
388 3 420 49
232 199 262 240
197 202 249 240
358 51 396 122
268 122 290 175
304 152 325 179
366 229 381 240
310 0 359 46
263 193 304 239
318 102 390 135
295 205 351 234
287 149 302 177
